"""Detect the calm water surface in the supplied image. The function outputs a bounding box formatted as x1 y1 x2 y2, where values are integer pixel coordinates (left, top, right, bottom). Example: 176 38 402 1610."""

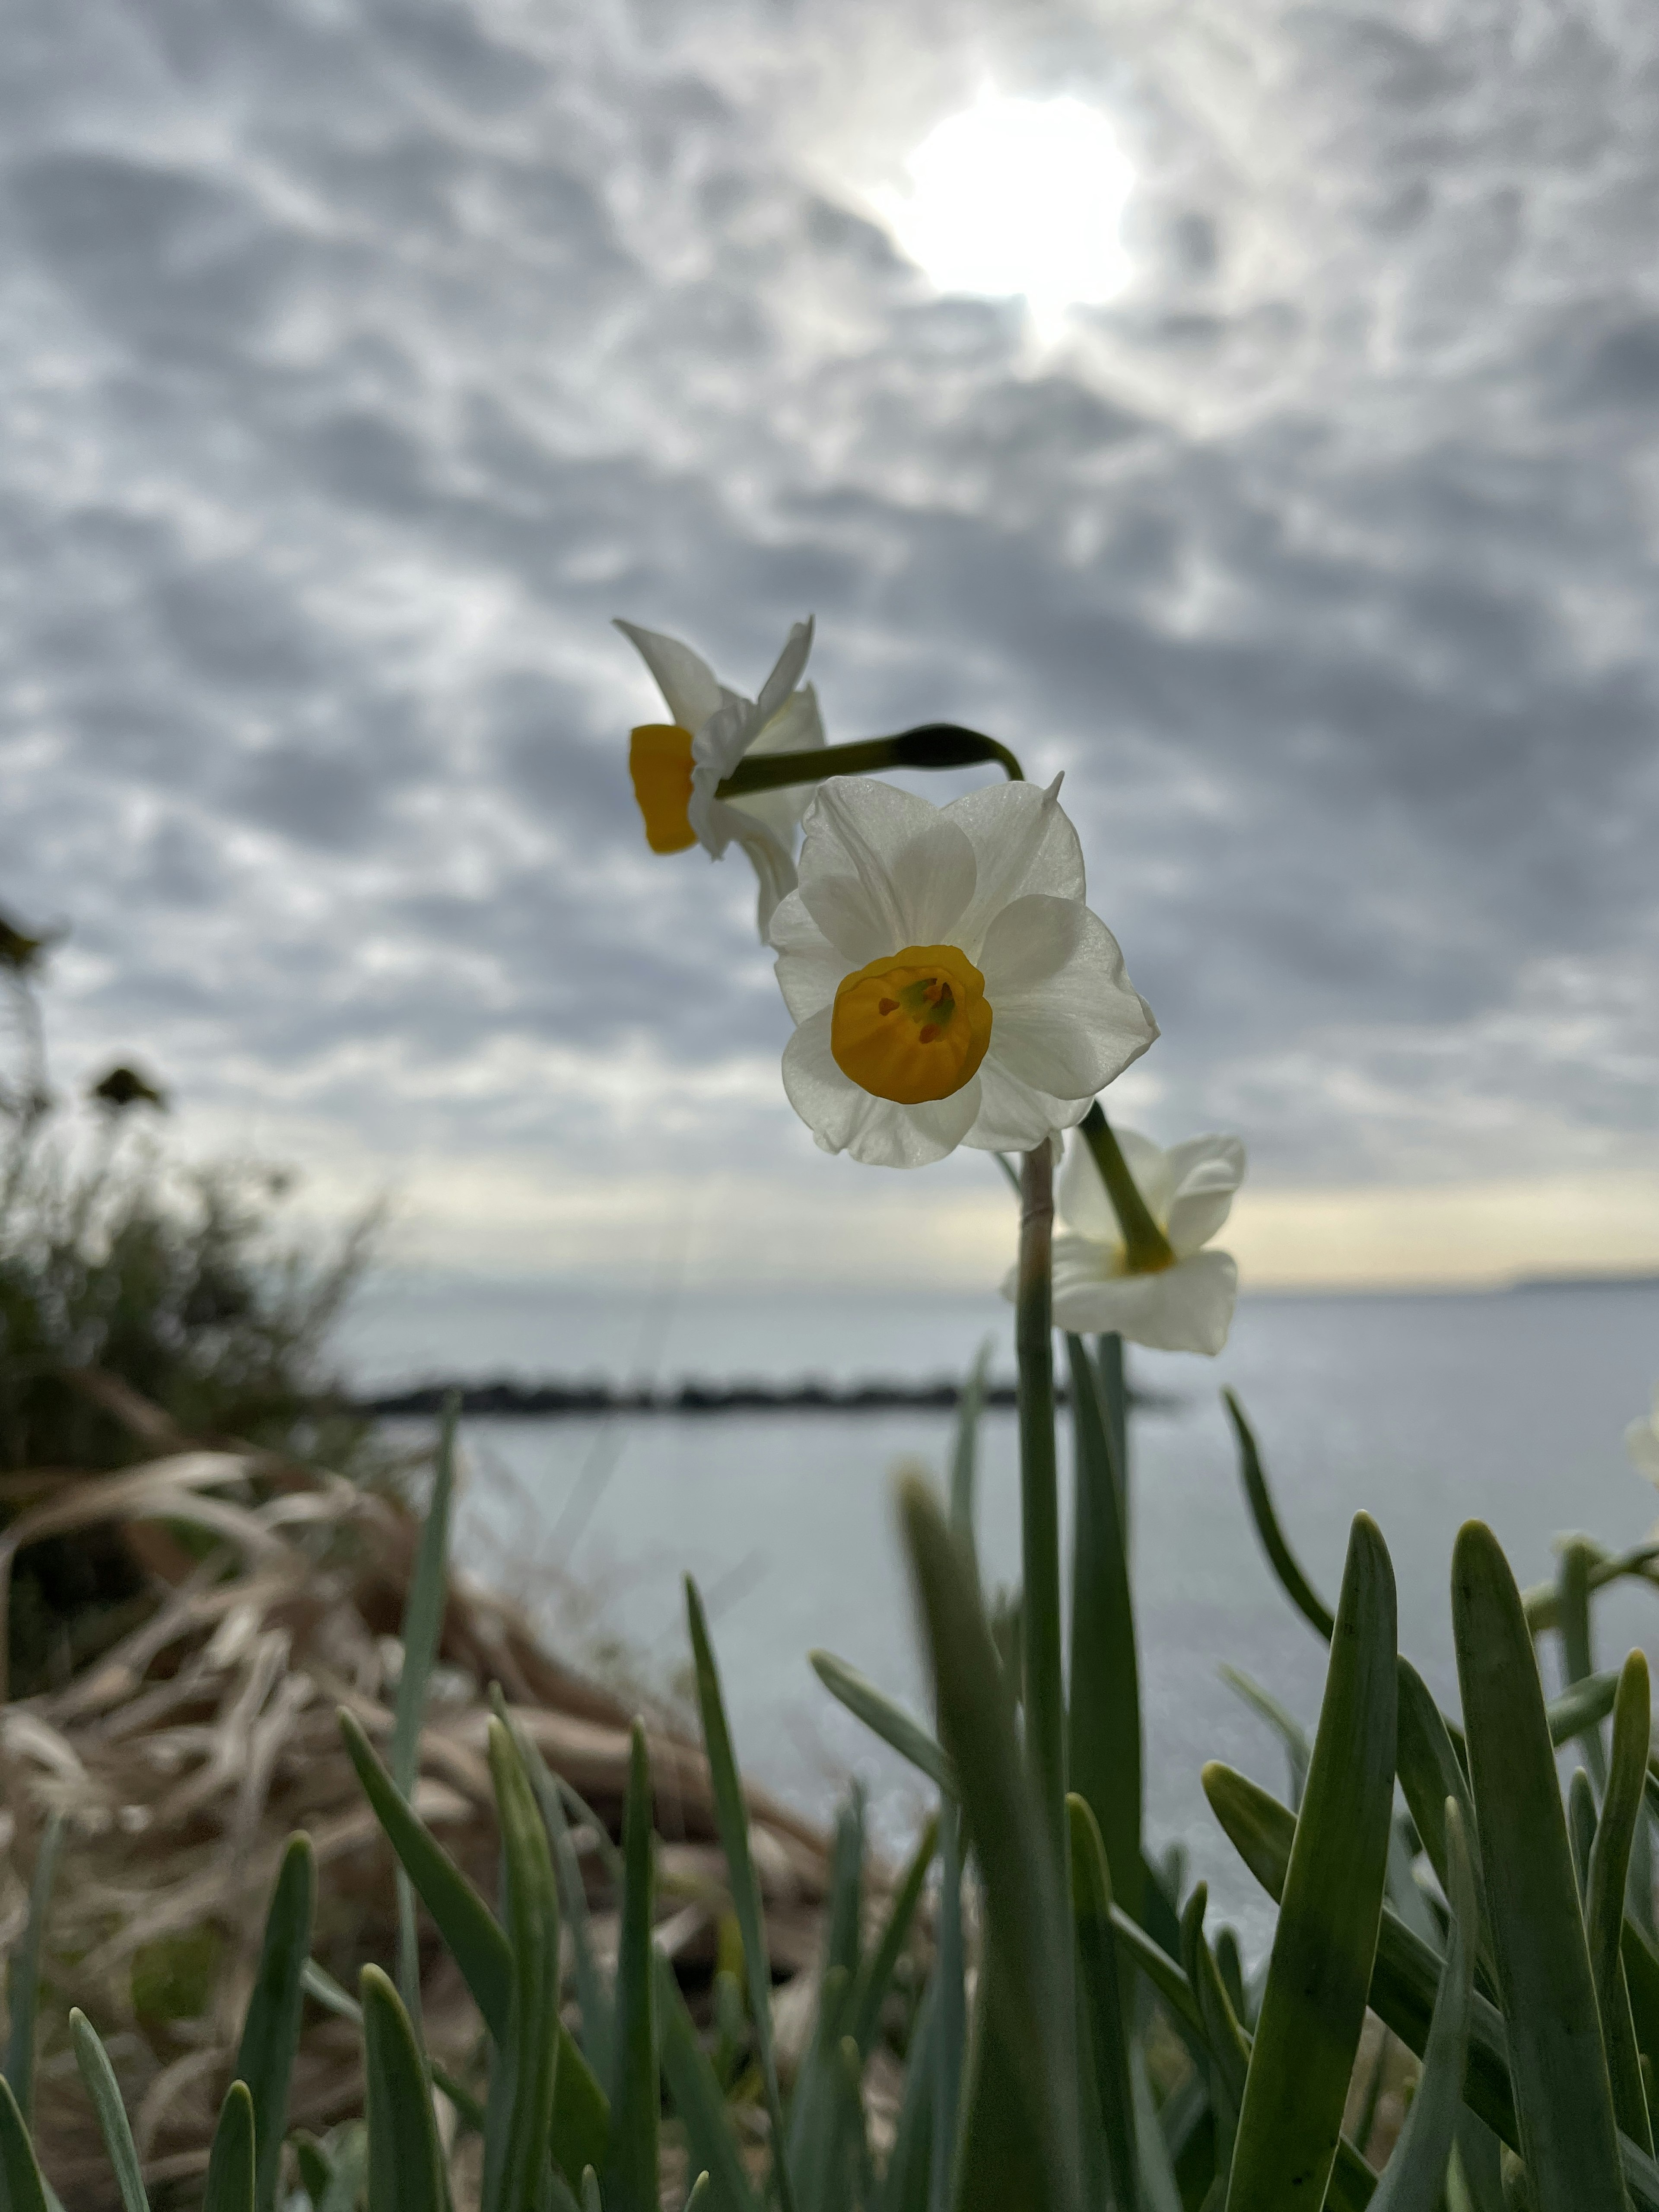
364 1281 1659 1950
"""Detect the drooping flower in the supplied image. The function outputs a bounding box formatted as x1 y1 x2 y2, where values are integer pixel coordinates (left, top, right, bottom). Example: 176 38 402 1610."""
1627 1387 1659 1486
770 775 1157 1168
616 617 823 938
1022 1123 1246 1354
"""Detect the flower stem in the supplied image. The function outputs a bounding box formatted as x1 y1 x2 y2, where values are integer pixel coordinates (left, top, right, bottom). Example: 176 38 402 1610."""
715 723 1024 798
1080 1100 1176 1274
1017 1143 1066 1873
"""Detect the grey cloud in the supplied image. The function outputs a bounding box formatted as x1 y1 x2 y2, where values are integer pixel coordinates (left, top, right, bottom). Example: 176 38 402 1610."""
1 0 1657 1206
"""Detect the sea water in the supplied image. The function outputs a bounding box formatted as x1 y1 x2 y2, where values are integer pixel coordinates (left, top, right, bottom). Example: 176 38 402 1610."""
349 1278 1659 1948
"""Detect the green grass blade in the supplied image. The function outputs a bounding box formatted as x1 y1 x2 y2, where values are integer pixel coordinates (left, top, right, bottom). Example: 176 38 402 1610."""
5 1812 62 2126
70 2009 148 2212
1066 1335 1144 1922
881 1977 937 2212
486 1715 563 2212
807 1651 956 1798
1014 1146 1067 1874
603 1722 658 2212
1550 1672 1621 1747
1179 1881 1249 2115
340 1706 512 2034
202 2081 256 2212
654 1953 760 2212
685 1576 796 2212
949 1339 991 1569
515 1710 615 2084
1624 1920 1659 2086
1202 1758 1522 2151
1110 1900 1205 2039
1452 1518 1627 2211
1222 1390 1335 1641
898 1474 1079 2212
930 1808 966 2212
232 1831 315 2212
582 2171 602 2212
1586 1649 1653 2150
1218 1665 1309 1811
1556 1540 1608 1788
1395 1659 1492 1968
1067 1794 1139 2212
361 1966 446 2212
849 1815 936 2059
0 2075 50 2212
1328 2139 1380 2209
391 1395 460 2026
1370 1799 1477 2211
293 2133 331 2209
1225 1512 1396 2212
686 2178 712 2209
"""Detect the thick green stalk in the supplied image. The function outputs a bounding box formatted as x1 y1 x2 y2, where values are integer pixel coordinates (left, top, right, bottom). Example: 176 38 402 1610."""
1079 1103 1174 1274
715 725 1023 800
1017 1144 1066 1873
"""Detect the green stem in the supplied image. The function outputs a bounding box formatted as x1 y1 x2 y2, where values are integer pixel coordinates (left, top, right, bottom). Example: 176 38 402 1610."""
1017 1144 1066 1875
1080 1101 1175 1274
715 723 1024 799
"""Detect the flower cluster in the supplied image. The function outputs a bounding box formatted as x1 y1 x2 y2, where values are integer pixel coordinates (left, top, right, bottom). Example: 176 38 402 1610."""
617 614 1246 1353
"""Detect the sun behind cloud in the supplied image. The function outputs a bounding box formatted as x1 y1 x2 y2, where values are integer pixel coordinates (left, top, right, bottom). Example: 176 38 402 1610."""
875 92 1136 333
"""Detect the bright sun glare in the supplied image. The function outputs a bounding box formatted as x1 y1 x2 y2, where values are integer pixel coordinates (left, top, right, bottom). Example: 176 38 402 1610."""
879 94 1135 331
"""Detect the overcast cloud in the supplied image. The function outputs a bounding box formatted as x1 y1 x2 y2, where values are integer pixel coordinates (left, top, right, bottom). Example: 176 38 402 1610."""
2 0 1657 1282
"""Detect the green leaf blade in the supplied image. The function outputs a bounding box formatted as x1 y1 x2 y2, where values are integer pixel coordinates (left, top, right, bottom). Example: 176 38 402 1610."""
685 1576 796 2212
1452 1518 1627 2212
1369 1799 1477 2212
1225 1512 1397 2212
232 1832 316 2212
361 1966 446 2212
70 2009 149 2212
1066 1335 1144 1923
602 1721 658 2212
202 2080 257 2212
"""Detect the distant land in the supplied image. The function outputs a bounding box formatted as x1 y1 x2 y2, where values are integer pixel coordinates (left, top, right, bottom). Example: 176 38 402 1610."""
361 1376 1178 1418
1507 1271 1659 1294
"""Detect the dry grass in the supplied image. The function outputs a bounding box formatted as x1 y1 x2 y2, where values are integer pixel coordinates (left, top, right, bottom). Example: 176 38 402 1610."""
0 1379 847 2206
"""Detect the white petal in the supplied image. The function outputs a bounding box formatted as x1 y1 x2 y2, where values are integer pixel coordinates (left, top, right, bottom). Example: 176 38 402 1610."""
748 682 825 759
962 1052 1090 1153
1627 1416 1659 1484
1051 1249 1239 1354
1163 1135 1248 1257
721 683 828 849
613 620 724 734
943 776 1087 960
782 1008 979 1166
751 619 815 730
724 815 798 943
771 891 853 1016
796 778 976 963
1049 1229 1125 1292
979 902 1158 1101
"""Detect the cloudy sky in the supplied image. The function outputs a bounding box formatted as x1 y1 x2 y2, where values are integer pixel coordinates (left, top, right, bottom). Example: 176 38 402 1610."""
3 0 1658 1295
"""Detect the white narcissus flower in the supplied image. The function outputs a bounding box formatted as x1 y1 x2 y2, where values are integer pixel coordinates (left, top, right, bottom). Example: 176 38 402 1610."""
617 617 823 939
770 775 1157 1168
1627 1387 1659 1485
1025 1124 1246 1354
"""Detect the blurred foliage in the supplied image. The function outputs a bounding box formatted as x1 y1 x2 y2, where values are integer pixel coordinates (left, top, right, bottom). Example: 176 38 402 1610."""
0 899 382 1694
